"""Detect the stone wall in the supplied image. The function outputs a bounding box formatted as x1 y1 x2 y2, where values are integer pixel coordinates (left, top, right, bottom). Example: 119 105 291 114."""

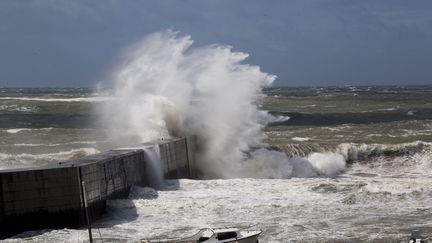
0 136 196 239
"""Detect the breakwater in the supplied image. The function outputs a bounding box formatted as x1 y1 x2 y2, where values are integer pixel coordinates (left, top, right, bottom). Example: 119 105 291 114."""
0 136 196 239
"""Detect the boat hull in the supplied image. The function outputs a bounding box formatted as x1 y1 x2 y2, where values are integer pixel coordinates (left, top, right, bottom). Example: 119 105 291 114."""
224 235 259 243
142 228 261 243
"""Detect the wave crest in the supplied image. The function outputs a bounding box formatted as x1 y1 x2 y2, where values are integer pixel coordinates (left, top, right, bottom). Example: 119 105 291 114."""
337 141 431 162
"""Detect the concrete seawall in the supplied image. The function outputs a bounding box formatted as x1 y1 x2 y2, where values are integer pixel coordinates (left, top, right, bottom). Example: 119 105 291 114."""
0 136 196 239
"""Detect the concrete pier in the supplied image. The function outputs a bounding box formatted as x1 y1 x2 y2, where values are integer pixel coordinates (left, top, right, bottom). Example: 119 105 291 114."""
0 136 196 239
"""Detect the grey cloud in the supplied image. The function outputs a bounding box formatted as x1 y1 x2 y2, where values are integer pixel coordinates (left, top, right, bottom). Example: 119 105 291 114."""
0 0 431 87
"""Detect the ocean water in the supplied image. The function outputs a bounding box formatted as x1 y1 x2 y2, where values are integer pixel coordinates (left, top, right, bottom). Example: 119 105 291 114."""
1 86 432 242
0 88 109 169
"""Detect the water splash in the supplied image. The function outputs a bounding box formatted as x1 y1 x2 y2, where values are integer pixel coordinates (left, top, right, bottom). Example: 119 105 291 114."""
142 145 164 189
99 30 343 178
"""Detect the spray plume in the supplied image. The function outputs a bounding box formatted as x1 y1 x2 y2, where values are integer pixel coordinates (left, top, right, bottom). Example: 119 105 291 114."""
99 30 344 178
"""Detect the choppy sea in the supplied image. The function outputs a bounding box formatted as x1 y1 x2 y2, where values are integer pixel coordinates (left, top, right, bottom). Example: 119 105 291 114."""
1 86 432 242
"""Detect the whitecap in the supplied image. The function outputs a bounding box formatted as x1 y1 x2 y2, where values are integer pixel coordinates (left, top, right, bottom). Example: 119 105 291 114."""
291 137 311 142
378 107 398 111
0 104 35 112
4 127 54 134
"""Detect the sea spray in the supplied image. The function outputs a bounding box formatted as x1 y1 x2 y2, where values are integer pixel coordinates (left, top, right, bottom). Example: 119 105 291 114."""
99 30 344 178
242 149 345 178
307 152 345 176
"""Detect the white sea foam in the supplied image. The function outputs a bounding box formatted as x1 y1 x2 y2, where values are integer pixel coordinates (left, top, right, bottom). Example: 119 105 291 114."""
3 141 98 147
299 104 317 108
306 152 346 176
12 172 432 242
0 104 34 112
289 152 345 178
3 128 54 134
4 128 32 134
8 143 62 147
323 125 351 132
291 137 311 142
378 107 398 111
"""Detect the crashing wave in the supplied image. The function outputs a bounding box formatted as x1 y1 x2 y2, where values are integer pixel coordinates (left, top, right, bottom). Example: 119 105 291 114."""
272 141 431 163
337 141 431 162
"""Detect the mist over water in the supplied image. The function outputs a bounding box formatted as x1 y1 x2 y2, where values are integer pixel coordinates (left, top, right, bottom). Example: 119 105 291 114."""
99 30 345 179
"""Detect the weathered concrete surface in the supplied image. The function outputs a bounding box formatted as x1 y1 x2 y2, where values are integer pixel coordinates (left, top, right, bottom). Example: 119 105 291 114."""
0 165 83 238
0 136 196 239
186 136 197 179
68 149 147 222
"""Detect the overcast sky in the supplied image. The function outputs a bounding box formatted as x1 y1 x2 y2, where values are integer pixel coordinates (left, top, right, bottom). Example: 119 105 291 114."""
0 0 431 87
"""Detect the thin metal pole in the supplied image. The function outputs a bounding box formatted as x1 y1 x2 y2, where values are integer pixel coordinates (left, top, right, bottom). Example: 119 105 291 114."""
81 181 93 243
